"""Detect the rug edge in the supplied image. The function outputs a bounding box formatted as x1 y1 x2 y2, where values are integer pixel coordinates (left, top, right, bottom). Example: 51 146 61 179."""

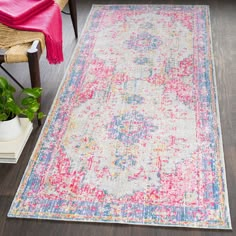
7 213 233 230
207 6 232 230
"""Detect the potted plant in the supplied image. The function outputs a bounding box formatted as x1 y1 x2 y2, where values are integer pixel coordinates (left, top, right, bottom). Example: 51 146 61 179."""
0 76 44 141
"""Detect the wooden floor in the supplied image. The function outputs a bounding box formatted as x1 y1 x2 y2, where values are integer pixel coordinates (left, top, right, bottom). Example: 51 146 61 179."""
0 0 235 235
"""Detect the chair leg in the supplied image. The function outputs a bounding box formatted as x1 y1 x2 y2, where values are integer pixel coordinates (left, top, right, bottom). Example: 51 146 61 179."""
27 40 42 126
68 0 78 38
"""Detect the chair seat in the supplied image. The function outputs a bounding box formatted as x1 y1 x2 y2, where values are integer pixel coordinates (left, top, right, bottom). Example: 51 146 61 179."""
0 24 45 62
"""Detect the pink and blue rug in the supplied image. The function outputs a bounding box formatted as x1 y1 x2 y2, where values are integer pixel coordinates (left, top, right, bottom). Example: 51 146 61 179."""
8 5 231 229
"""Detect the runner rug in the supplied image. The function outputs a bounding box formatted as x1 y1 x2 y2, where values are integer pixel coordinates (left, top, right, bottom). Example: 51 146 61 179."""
8 5 231 229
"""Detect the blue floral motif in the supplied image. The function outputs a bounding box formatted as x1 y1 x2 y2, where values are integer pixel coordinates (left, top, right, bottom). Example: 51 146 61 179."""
126 95 144 104
114 153 137 170
134 57 149 65
107 111 157 145
125 32 162 52
140 22 154 29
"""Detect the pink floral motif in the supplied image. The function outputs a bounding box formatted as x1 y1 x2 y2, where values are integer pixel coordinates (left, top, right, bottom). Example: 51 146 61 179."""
90 58 115 79
160 11 194 31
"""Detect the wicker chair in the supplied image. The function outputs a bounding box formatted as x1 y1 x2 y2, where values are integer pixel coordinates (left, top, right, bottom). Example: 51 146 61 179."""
0 0 77 90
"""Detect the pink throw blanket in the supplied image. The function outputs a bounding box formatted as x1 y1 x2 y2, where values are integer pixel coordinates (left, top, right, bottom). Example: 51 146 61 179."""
0 0 63 64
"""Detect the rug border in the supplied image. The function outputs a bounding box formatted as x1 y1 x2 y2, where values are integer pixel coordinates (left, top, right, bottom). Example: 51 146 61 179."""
5 213 234 231
7 4 232 230
207 5 232 230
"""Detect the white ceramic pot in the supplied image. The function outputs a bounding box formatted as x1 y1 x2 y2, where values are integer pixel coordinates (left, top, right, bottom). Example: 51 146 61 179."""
0 116 23 142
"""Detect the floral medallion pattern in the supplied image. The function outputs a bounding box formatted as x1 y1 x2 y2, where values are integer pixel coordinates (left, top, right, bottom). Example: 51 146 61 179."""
125 32 163 52
8 5 231 229
107 111 157 145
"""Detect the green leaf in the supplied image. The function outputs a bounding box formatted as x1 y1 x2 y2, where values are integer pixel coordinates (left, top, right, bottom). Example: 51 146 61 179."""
0 113 8 121
21 97 36 106
6 101 21 115
22 88 42 98
37 112 45 120
28 103 40 113
23 110 35 121
0 76 45 121
0 77 8 89
0 77 15 93
8 84 16 93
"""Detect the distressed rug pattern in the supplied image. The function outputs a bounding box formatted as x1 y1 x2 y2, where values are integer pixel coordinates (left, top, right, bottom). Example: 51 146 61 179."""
8 5 231 229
